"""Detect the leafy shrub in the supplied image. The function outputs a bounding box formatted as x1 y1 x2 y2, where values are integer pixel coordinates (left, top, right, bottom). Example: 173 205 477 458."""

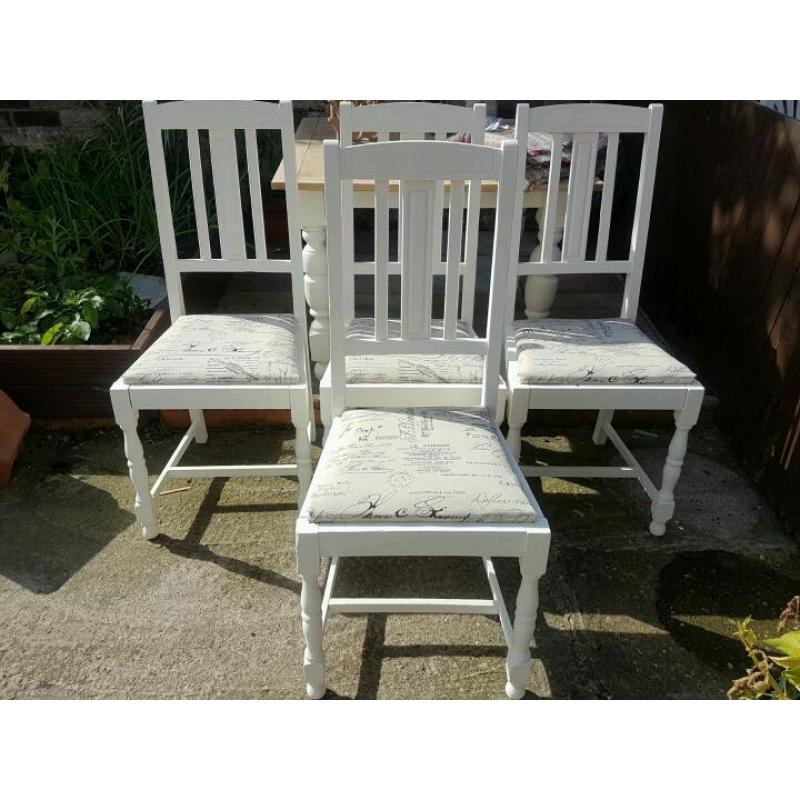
728 596 800 699
0 103 186 344
0 101 286 345
1 102 194 275
1 283 149 345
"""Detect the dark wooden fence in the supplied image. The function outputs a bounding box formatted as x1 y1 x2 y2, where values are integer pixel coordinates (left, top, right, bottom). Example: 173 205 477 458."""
642 100 800 538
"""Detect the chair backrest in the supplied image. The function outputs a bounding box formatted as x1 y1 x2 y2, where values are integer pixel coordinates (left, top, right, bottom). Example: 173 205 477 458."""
142 100 305 326
507 102 663 323
338 102 487 323
324 138 519 420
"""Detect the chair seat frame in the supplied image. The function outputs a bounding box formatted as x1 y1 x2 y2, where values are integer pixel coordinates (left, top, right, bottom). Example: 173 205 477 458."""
506 347 704 535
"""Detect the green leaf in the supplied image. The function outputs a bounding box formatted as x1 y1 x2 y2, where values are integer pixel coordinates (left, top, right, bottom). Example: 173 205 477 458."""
65 316 91 342
33 308 55 323
0 309 16 329
766 631 800 659
81 302 99 329
782 666 800 692
41 322 64 345
19 295 40 316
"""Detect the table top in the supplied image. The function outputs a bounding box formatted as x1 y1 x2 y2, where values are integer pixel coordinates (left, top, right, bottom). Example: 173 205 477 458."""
271 116 598 199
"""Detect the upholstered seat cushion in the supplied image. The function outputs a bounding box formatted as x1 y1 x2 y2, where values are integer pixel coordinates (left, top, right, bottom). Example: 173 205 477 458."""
306 407 537 524
123 314 301 385
343 318 484 384
513 318 695 386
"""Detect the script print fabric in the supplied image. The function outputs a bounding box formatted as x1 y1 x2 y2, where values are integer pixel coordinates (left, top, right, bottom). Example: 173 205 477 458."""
306 407 537 524
123 314 301 385
343 318 484 384
514 318 696 385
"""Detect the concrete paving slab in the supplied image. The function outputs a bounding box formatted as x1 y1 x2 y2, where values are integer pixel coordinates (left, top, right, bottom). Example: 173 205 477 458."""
0 421 797 699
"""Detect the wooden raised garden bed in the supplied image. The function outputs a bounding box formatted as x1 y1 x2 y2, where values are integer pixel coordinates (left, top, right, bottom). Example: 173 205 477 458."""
0 303 170 421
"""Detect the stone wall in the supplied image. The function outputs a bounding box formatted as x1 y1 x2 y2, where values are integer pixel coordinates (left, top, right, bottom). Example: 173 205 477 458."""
0 100 105 147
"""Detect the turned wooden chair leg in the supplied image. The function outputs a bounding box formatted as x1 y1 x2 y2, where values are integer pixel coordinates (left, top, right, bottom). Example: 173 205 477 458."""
506 562 542 700
111 387 159 540
506 391 528 460
297 532 326 699
649 392 703 536
189 409 208 444
592 409 614 445
291 392 313 506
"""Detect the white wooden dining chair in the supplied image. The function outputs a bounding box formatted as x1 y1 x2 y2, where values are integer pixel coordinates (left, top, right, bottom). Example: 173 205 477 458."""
110 100 314 540
296 136 550 699
319 102 507 442
504 103 705 536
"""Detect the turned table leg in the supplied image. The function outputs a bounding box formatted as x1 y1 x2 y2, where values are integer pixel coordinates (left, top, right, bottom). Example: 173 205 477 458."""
302 225 330 381
525 207 564 320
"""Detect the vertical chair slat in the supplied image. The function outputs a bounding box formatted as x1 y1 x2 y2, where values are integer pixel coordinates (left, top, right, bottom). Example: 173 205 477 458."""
374 179 389 340
594 132 618 262
343 178 356 324
245 128 268 261
397 132 420 280
339 101 354 145
342 176 356 321
339 99 357 323
188 129 212 261
208 128 247 259
376 132 390 337
400 180 435 339
539 134 564 263
482 141 518 418
506 103 530 315
324 140 346 416
461 104 486 323
279 100 308 336
444 180 465 339
561 132 599 262
429 131 447 332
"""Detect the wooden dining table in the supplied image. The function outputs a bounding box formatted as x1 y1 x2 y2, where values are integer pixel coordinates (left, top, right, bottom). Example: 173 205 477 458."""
272 115 572 379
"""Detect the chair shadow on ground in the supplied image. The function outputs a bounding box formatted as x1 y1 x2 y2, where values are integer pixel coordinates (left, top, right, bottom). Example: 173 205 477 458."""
155 477 301 595
0 475 135 594
315 546 800 699
318 556 539 700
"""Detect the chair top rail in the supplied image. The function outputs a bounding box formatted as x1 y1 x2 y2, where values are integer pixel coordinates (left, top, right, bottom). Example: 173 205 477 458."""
529 102 657 134
343 101 484 134
142 99 286 130
336 140 502 181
